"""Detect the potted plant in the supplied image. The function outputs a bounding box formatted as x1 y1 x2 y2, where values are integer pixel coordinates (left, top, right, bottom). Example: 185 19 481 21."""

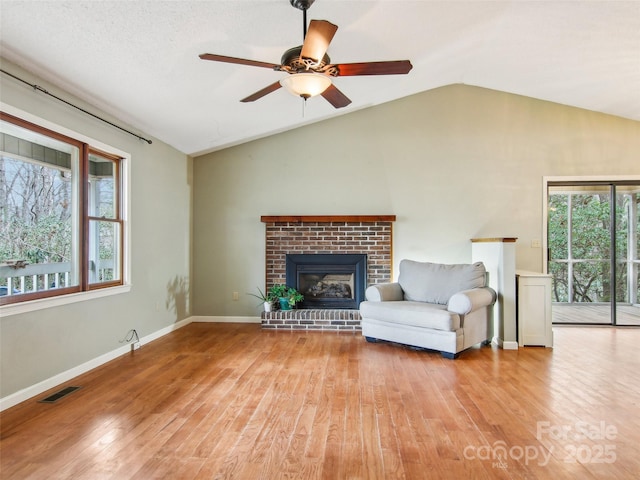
248 287 275 312
268 284 304 310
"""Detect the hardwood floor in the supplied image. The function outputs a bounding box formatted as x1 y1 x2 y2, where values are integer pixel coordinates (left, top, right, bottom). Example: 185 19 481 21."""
1 323 639 479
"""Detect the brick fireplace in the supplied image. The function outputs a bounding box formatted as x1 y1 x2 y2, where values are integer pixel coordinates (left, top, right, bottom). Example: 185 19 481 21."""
261 215 395 331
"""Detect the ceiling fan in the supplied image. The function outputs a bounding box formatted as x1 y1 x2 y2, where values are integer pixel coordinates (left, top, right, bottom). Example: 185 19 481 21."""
199 0 413 108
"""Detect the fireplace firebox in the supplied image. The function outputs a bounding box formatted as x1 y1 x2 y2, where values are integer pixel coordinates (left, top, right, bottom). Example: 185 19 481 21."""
285 254 367 309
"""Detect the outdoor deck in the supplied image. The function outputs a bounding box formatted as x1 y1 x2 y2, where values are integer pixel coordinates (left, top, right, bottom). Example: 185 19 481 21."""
553 304 640 325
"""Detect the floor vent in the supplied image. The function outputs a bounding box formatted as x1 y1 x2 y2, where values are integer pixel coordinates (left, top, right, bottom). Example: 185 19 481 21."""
38 386 82 404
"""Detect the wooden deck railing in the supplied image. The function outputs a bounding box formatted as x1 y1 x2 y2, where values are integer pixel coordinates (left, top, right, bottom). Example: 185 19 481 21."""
0 260 115 296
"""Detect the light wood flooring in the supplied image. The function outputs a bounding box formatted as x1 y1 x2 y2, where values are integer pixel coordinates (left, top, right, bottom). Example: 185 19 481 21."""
1 323 639 479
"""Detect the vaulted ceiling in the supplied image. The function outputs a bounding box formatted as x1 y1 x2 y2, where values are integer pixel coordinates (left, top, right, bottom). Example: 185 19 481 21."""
1 1 638 156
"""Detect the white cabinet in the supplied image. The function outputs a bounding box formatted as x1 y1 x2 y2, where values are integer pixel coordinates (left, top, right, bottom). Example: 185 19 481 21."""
516 271 553 347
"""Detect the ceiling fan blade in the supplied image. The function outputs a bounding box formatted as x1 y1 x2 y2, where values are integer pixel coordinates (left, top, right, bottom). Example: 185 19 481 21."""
300 20 338 63
333 60 413 76
199 53 280 70
240 81 283 103
321 84 352 109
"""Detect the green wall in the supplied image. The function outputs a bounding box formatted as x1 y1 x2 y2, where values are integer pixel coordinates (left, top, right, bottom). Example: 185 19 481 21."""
193 84 639 317
0 60 192 400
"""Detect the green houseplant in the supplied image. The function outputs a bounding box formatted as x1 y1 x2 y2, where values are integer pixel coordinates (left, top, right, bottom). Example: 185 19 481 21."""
268 284 304 310
248 287 276 312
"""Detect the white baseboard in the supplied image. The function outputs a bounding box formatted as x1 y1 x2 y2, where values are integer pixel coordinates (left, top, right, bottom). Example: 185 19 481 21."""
191 316 261 323
492 337 519 350
0 317 193 412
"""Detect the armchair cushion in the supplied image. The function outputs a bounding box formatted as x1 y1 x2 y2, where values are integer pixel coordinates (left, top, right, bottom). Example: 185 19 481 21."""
360 301 460 331
398 260 486 304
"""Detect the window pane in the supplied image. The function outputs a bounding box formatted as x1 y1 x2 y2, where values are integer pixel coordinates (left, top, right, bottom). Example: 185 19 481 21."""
615 261 628 303
548 190 569 303
571 192 611 260
89 220 120 283
89 153 116 219
573 261 610 303
0 120 80 297
548 193 568 260
88 219 120 284
549 261 568 302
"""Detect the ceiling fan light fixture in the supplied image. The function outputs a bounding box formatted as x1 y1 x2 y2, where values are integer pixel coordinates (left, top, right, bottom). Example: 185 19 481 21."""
280 73 332 99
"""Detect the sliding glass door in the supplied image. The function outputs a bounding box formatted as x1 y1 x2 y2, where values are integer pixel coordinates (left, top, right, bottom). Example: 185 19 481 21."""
547 181 640 326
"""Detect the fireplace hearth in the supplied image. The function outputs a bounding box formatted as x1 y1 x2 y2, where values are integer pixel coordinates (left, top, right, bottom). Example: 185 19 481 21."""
286 254 366 309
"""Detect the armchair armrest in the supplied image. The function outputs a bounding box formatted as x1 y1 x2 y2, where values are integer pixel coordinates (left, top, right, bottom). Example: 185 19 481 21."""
365 282 404 302
447 287 496 315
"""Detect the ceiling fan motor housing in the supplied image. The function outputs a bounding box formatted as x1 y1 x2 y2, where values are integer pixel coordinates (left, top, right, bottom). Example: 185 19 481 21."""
290 0 315 11
279 46 337 75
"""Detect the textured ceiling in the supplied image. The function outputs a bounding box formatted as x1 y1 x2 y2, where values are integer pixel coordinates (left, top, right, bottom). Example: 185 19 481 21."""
1 1 639 156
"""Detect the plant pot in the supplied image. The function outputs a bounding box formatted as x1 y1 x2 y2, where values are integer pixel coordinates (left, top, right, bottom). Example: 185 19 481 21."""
264 301 272 313
279 297 291 311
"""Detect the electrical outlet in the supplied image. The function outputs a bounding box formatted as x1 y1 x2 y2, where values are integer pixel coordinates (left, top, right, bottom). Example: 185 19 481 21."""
531 239 541 248
232 291 239 301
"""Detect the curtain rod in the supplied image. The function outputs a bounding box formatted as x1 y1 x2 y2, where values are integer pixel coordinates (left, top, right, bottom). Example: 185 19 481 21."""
1 69 152 145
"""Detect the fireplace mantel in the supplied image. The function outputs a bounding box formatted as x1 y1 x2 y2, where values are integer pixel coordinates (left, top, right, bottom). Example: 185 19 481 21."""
261 215 396 223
